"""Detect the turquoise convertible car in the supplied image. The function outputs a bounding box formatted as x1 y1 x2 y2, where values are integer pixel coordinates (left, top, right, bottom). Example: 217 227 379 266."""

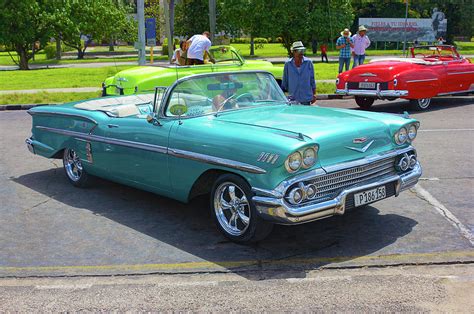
26 71 422 243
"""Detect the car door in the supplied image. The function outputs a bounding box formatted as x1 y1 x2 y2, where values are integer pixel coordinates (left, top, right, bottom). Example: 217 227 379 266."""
445 59 474 93
103 115 175 193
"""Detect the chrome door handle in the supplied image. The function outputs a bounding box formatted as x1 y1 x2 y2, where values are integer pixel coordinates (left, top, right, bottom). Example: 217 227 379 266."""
107 124 119 128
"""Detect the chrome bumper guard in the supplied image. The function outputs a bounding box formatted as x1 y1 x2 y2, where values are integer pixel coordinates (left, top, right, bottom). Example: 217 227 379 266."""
336 82 408 98
25 138 35 154
252 160 422 225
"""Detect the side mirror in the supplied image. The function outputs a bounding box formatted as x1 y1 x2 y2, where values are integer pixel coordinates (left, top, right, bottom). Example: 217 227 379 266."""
169 104 188 116
146 113 161 126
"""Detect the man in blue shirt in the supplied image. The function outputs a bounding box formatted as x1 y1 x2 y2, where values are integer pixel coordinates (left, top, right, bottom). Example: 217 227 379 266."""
281 41 316 106
336 28 354 73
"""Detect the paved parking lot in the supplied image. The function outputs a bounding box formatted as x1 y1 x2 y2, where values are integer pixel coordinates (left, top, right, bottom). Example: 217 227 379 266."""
0 96 473 278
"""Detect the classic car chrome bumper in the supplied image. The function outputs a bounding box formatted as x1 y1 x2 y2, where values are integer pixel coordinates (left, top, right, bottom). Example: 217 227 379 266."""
25 138 35 154
336 82 408 98
252 157 421 225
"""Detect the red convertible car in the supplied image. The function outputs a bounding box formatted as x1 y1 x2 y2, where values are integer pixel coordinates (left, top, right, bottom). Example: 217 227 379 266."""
336 45 474 110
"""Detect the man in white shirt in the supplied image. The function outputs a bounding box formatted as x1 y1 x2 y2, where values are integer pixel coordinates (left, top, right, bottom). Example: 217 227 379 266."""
351 25 371 68
186 31 212 65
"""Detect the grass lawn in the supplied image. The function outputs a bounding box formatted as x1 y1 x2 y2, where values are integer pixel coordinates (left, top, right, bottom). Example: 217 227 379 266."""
0 66 134 90
273 62 340 80
316 82 336 95
0 91 101 105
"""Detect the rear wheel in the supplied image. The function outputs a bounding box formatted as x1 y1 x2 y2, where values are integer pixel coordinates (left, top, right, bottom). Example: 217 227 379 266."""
409 98 431 110
355 96 375 109
210 174 273 243
63 148 89 187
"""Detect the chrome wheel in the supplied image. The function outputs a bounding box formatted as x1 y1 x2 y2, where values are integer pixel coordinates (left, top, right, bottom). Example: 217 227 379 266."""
63 148 83 182
214 182 251 236
417 98 431 109
410 98 431 110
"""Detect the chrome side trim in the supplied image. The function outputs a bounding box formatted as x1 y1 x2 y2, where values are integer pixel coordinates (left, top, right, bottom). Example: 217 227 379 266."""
168 148 266 174
36 126 168 154
336 89 409 98
447 71 474 75
406 78 438 83
27 110 98 125
438 89 474 96
37 126 266 174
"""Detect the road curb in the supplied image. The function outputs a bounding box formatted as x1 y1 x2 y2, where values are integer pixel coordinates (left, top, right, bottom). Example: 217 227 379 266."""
0 96 353 111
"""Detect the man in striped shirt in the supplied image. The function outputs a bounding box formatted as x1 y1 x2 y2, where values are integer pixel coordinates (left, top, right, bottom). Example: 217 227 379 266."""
352 25 371 68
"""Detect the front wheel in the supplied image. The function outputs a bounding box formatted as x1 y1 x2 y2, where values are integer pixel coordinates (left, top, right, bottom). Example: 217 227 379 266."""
355 96 375 109
409 98 431 110
63 148 89 187
210 174 273 243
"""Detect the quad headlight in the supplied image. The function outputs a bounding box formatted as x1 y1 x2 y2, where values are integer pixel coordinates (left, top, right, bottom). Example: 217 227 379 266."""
408 124 418 140
395 127 408 145
285 151 303 172
285 146 318 173
302 147 318 168
395 123 419 145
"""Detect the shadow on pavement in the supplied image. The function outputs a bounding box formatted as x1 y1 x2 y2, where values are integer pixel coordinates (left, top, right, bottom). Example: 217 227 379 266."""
335 96 474 115
13 168 418 279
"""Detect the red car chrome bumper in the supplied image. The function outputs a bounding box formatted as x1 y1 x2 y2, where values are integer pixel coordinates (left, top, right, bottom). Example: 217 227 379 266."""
336 82 408 98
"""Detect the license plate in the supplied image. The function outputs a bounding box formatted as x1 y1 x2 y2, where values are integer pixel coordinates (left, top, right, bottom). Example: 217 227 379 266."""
354 186 386 207
359 82 376 89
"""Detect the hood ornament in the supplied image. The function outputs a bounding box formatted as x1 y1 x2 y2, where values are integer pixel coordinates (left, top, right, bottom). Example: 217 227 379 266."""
353 137 367 144
345 139 375 153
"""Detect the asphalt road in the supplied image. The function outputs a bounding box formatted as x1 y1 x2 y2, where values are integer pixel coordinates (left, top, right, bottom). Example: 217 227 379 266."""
0 96 473 310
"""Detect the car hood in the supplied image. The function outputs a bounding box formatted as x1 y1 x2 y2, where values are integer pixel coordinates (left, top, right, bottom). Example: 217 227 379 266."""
216 105 396 168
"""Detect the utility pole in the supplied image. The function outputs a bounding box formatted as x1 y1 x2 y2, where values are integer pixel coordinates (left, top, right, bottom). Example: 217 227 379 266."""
402 0 409 57
209 0 216 42
137 0 146 65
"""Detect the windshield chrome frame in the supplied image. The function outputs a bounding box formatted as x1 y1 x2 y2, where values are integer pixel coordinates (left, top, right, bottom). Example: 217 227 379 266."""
158 70 287 119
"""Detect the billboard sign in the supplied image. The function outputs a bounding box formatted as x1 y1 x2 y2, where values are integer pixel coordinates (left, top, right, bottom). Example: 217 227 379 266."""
359 17 447 42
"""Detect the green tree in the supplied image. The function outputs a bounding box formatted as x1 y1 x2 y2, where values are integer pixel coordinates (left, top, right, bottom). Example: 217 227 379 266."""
55 0 136 59
174 0 211 37
0 0 52 70
221 0 284 56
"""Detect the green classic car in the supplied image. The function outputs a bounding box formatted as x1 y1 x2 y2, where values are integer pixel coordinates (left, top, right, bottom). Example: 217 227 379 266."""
27 71 422 243
102 45 283 96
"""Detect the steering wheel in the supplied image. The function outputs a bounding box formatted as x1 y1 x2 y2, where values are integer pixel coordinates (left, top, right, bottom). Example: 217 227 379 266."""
234 92 254 103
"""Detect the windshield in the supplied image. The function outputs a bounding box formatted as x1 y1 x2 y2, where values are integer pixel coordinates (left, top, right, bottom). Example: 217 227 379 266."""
164 72 287 117
209 46 242 64
412 46 458 60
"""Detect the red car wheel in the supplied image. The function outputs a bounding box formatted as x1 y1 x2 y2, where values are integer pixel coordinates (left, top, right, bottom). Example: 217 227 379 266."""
355 96 375 110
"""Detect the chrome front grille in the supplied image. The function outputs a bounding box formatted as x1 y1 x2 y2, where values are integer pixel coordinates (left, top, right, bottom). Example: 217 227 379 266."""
285 157 397 205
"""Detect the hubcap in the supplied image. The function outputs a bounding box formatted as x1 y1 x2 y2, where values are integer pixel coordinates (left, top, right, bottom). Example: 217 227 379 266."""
64 148 83 182
214 182 250 236
418 98 431 109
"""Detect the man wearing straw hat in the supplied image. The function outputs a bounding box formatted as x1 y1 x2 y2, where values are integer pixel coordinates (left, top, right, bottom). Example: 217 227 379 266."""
336 28 353 73
352 25 371 68
281 41 316 106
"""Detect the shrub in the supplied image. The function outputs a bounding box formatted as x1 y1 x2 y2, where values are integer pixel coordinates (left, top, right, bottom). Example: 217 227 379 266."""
44 44 56 59
231 37 250 44
253 37 268 44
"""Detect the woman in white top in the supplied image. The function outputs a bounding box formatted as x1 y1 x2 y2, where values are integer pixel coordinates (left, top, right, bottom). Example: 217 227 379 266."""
171 41 186 66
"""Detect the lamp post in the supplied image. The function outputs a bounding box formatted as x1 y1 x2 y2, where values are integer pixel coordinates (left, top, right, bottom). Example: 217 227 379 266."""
137 0 146 65
402 0 409 57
